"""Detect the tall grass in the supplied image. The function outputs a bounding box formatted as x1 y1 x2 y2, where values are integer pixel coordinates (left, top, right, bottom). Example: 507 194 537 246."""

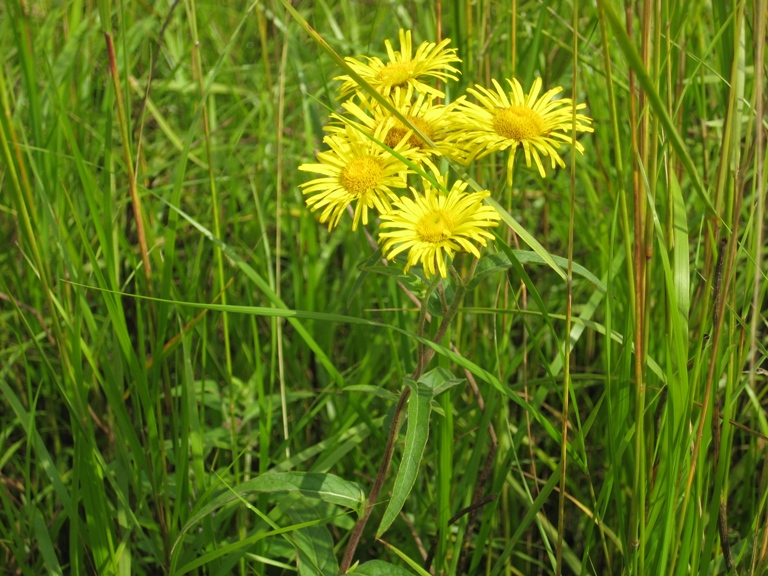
0 0 766 574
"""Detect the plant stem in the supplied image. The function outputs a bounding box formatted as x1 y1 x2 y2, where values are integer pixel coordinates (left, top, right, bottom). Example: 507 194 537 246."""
339 259 478 574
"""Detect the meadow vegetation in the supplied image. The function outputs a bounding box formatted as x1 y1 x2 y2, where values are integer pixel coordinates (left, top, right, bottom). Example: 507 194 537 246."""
0 0 766 574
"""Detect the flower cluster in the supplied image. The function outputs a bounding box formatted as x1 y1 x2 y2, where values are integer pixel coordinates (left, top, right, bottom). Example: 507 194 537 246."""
299 29 592 278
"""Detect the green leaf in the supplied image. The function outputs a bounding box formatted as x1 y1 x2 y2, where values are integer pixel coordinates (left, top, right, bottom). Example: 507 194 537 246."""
378 541 433 576
376 380 433 537
468 252 516 287
288 507 339 576
33 507 63 576
667 168 692 453
418 367 464 397
427 281 456 318
178 473 365 542
671 170 690 352
347 560 416 575
97 0 112 33
294 524 338 576
175 517 326 576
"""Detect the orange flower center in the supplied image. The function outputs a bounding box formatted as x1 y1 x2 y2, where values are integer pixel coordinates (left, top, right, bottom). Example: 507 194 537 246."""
384 116 435 149
340 156 384 197
492 105 545 141
377 61 415 87
417 209 454 243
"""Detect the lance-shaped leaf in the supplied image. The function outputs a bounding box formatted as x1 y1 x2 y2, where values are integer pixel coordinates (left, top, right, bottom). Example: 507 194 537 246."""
347 560 417 575
176 472 365 548
377 379 433 537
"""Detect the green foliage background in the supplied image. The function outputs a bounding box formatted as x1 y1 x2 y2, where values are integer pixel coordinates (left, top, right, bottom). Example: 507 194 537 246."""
0 0 766 574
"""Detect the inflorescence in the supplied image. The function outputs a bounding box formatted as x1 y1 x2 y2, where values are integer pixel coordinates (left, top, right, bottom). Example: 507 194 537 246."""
299 29 592 278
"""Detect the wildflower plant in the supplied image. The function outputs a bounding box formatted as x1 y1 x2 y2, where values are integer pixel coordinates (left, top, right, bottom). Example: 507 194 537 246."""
9 1 765 574
298 27 592 572
300 31 591 276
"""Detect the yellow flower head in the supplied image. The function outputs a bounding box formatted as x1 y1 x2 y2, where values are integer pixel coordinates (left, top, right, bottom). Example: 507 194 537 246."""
327 87 467 168
378 176 500 278
452 78 593 183
299 124 415 231
335 29 461 99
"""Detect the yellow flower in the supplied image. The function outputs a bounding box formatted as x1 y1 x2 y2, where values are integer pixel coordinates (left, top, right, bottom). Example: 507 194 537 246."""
452 78 593 183
299 124 414 231
327 87 467 168
335 29 461 99
378 176 500 278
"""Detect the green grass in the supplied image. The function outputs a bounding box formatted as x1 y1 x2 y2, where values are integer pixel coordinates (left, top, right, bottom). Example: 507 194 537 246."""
1 0 766 574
